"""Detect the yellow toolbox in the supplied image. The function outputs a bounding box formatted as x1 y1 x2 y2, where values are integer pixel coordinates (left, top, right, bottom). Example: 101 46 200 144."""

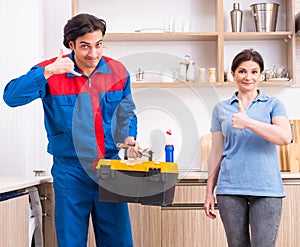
96 159 178 206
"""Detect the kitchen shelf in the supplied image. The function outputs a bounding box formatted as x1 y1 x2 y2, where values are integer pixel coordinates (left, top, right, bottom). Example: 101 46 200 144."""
73 0 296 87
104 32 219 42
224 32 294 41
105 32 294 42
132 80 295 88
131 82 209 88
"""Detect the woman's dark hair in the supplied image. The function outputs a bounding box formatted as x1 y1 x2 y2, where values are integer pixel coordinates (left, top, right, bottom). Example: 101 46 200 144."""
63 13 106 48
231 48 264 73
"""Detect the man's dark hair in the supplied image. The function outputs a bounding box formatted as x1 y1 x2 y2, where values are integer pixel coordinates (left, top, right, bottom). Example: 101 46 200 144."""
63 13 106 48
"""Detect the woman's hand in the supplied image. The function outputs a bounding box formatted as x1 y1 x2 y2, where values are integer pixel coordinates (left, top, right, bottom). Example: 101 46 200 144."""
232 101 250 129
204 193 217 219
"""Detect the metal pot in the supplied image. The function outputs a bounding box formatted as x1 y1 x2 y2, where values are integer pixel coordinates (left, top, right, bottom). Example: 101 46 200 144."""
250 3 279 32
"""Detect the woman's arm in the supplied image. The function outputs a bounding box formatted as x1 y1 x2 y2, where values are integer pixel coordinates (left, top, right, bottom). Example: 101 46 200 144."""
204 131 224 219
232 101 292 146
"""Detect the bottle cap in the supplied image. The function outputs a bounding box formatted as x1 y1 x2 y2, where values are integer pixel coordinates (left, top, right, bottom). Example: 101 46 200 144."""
233 3 240 10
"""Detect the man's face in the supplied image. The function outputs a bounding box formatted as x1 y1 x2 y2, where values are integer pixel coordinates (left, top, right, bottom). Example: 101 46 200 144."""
69 30 104 75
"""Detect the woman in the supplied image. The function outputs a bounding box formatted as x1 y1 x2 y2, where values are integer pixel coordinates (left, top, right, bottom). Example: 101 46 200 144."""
204 49 292 247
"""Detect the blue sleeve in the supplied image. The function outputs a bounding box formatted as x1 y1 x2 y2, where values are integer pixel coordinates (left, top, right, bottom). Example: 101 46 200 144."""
3 65 48 107
210 102 222 132
271 98 288 118
117 71 138 140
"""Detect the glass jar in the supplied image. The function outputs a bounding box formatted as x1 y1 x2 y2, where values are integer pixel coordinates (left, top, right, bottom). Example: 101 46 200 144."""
187 61 195 82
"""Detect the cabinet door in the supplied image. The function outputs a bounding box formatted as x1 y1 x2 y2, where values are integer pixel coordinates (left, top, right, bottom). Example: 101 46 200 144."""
161 206 227 247
38 183 96 247
128 203 161 247
163 183 227 247
39 183 58 247
173 183 207 204
277 184 300 247
0 194 29 247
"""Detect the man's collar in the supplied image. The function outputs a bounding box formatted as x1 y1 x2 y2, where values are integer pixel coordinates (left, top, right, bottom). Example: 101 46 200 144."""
67 52 112 77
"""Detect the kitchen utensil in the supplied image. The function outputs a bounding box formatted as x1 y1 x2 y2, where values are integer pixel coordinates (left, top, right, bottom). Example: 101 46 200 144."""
179 55 195 82
230 3 243 32
135 68 144 81
251 3 279 32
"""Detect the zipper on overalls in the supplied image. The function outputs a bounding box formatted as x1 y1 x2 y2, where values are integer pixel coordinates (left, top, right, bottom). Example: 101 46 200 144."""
88 77 92 87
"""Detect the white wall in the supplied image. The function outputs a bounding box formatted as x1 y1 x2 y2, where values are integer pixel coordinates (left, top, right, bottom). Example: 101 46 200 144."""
0 0 71 176
43 0 73 58
0 0 47 176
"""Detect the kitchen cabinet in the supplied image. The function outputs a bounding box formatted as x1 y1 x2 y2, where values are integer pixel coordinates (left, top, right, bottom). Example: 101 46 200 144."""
38 182 160 247
164 180 300 247
38 178 300 247
72 0 296 87
162 182 227 247
0 176 51 247
38 183 57 247
161 206 226 247
128 204 161 247
277 183 300 246
0 192 29 247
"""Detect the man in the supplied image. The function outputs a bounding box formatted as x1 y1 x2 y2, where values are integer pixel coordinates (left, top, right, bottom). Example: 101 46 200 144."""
3 13 140 247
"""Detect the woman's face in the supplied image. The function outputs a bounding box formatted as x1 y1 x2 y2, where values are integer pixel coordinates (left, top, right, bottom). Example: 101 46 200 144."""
232 60 261 92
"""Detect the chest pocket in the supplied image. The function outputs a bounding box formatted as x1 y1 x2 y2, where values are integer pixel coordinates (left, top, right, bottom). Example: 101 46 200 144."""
52 95 77 127
106 90 123 101
102 90 123 118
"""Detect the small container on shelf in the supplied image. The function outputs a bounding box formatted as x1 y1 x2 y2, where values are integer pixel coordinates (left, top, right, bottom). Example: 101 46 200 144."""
179 55 196 82
208 68 217 83
230 2 243 32
135 68 144 82
187 61 196 82
198 68 206 83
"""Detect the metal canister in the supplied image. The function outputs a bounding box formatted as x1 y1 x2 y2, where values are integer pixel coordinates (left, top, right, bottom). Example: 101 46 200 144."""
135 68 144 81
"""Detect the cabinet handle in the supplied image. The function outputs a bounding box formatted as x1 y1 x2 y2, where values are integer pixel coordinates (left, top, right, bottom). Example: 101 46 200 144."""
176 181 207 186
42 212 48 217
40 196 48 201
162 203 218 210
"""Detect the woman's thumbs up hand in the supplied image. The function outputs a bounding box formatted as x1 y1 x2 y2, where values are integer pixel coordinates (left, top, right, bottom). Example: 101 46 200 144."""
232 101 249 129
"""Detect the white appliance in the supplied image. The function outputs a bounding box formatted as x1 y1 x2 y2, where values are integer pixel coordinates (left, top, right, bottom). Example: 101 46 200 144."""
26 187 43 247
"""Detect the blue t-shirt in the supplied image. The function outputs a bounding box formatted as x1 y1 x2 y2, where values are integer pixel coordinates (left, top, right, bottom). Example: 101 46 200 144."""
211 90 286 197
